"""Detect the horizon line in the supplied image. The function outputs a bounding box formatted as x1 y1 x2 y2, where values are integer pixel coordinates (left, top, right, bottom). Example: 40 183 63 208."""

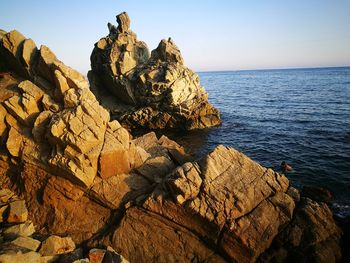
196 65 350 74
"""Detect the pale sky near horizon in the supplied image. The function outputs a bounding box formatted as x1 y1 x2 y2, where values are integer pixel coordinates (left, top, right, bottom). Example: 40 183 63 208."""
1 0 350 74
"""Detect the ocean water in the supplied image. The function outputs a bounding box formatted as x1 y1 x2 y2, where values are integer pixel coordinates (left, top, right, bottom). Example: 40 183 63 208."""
170 67 350 218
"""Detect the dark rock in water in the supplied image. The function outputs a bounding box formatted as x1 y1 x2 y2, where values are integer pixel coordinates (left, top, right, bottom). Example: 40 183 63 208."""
302 185 333 204
89 12 221 132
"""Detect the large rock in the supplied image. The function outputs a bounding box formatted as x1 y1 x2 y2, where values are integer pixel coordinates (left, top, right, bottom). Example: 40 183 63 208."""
2 221 36 240
39 235 75 256
0 30 28 78
89 12 221 131
0 28 345 263
7 200 28 223
47 88 109 187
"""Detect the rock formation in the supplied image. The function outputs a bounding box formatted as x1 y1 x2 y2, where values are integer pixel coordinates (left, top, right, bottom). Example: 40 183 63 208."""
89 12 221 131
0 188 128 262
0 23 345 262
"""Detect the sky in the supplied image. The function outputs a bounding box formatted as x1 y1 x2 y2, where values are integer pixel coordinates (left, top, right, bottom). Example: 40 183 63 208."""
1 0 350 73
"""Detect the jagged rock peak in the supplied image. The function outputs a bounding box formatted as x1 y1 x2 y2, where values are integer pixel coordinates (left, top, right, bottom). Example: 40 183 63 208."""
89 12 221 131
117 12 131 33
150 38 184 64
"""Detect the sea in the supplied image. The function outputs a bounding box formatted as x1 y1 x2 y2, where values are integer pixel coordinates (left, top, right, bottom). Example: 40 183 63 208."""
170 67 350 218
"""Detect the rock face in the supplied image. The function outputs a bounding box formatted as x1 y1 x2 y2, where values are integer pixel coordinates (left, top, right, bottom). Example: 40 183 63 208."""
89 12 221 131
0 28 344 263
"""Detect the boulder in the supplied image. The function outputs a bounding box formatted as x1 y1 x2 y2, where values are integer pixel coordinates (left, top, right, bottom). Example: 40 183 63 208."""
2 221 36 240
260 198 343 263
3 80 44 126
11 236 41 251
0 188 15 204
0 250 41 263
47 88 109 187
39 235 75 256
89 12 220 131
98 121 132 178
7 200 28 223
0 30 28 78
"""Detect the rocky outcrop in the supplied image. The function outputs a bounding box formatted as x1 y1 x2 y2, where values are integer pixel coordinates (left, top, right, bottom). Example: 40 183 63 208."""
0 28 344 263
0 29 110 187
0 188 128 262
89 12 221 131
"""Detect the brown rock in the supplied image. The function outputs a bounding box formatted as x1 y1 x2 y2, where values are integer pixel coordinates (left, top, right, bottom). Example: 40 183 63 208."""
6 127 24 157
21 38 38 75
89 13 221 131
111 207 226 263
32 111 53 143
0 188 15 203
3 221 36 240
7 200 28 223
90 172 151 209
98 121 131 178
0 251 41 263
88 248 105 263
36 45 57 83
116 12 130 33
3 80 44 125
150 38 184 64
22 164 111 244
170 145 289 226
220 192 295 262
261 197 343 263
47 89 109 187
11 236 41 251
39 235 75 256
0 30 28 78
0 104 8 140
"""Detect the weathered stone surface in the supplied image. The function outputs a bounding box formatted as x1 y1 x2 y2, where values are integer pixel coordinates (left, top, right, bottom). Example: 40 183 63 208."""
90 173 151 209
7 200 28 223
0 103 8 140
0 188 15 203
168 145 289 226
0 250 41 263
0 30 29 78
98 121 132 178
89 12 220 131
88 248 105 263
150 38 184 64
111 207 226 263
116 12 130 33
39 235 75 256
11 236 41 251
0 28 345 263
6 127 24 156
260 198 342 263
220 192 295 263
21 38 38 75
3 221 36 240
36 45 57 83
3 80 44 126
22 165 110 244
47 88 109 187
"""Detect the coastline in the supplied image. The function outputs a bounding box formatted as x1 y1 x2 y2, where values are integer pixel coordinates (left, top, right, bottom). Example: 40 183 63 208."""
0 12 348 262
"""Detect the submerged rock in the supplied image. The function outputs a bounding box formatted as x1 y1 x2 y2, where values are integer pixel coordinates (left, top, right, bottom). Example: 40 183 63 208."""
89 12 221 131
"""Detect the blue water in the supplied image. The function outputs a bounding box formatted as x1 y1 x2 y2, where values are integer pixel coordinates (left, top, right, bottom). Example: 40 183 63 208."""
171 67 350 218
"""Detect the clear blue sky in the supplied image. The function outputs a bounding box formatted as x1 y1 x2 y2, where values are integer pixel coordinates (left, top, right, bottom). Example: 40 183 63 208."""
1 0 350 73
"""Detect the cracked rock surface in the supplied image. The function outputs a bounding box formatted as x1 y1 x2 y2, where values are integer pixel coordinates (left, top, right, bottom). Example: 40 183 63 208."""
0 20 344 263
89 13 221 131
